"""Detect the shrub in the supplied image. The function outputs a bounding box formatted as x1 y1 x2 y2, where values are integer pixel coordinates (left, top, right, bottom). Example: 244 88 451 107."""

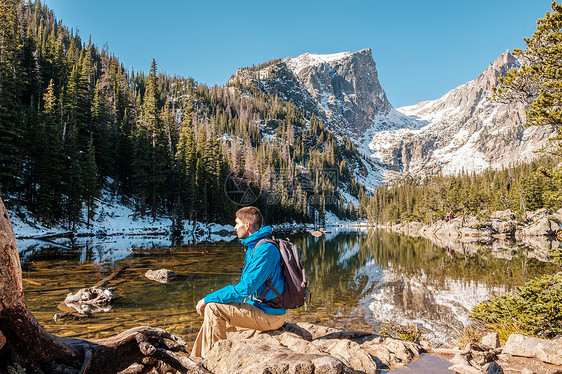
470 272 562 340
379 321 423 342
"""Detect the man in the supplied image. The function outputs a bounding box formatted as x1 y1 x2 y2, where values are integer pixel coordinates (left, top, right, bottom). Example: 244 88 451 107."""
191 206 286 358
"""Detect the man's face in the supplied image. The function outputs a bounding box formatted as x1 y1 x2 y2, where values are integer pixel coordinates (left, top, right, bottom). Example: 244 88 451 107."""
234 217 250 239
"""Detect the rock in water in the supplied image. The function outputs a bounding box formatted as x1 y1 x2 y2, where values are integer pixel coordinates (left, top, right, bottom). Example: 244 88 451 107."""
64 286 114 314
145 269 177 283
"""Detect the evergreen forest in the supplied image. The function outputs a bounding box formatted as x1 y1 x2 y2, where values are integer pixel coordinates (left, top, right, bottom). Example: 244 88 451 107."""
0 0 363 228
360 157 562 225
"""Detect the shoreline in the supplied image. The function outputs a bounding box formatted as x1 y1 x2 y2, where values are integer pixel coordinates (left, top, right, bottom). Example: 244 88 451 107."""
375 208 562 262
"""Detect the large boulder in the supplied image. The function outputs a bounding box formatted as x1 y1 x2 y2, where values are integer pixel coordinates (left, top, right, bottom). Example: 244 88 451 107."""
516 217 560 237
401 221 424 236
459 226 493 237
525 208 550 222
503 334 562 366
490 210 516 221
312 338 379 373
433 219 462 238
360 336 422 369
481 332 500 349
490 221 515 236
203 323 424 373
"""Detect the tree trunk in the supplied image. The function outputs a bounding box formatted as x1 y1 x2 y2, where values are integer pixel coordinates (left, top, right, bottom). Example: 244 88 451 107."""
0 197 209 374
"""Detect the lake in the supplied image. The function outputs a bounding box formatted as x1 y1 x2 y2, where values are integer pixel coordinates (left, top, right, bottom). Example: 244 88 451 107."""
21 228 560 350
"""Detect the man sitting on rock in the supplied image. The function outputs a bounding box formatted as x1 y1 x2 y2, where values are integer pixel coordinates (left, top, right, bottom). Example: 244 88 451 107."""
191 206 286 358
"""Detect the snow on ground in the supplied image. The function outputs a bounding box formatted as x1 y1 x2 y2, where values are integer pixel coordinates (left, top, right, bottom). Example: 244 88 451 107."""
8 188 236 262
432 128 490 175
7 186 367 263
323 211 368 227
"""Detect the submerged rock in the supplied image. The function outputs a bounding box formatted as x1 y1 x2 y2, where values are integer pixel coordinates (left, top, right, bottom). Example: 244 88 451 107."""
203 322 424 373
145 269 177 283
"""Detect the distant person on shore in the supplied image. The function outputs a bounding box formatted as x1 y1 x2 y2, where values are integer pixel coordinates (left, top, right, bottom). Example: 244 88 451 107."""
191 206 286 358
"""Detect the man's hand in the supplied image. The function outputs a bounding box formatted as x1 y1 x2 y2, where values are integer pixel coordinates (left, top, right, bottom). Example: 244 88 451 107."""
196 299 207 315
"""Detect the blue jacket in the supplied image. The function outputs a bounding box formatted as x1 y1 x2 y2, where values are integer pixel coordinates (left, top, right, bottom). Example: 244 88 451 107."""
204 225 286 315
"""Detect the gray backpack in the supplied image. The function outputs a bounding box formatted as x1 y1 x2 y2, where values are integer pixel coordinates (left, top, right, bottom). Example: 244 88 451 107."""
255 238 309 309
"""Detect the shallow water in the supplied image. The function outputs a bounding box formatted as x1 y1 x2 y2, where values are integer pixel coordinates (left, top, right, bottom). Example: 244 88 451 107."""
383 354 453 373
22 228 559 349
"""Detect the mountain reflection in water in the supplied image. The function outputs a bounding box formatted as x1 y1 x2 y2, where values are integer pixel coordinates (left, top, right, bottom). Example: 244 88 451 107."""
294 228 559 345
22 228 559 345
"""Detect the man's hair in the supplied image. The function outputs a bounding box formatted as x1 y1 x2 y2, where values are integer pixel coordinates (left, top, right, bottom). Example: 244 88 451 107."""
236 206 263 232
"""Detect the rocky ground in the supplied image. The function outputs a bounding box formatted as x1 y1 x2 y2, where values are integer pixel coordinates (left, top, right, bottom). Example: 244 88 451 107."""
182 322 562 374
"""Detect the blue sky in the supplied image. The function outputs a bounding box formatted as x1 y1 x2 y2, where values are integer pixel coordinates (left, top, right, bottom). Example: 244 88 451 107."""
41 0 551 107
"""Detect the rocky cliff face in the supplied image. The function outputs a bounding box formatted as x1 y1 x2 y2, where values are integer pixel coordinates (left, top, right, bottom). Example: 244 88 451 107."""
369 51 556 176
230 48 393 141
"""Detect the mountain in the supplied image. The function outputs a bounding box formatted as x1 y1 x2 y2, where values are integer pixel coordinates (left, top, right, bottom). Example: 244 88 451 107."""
369 51 556 176
235 49 556 181
229 48 400 143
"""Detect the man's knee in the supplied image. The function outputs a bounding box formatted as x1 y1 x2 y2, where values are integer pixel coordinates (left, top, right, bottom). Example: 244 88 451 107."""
204 302 219 318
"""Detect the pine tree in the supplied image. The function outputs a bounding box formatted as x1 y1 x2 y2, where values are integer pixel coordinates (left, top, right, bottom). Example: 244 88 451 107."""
195 125 208 220
91 85 114 179
34 79 65 222
83 137 99 227
493 1 562 155
132 59 168 219
175 110 196 221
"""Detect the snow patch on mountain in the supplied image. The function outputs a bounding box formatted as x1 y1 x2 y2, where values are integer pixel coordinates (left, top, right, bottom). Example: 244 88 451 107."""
285 51 355 75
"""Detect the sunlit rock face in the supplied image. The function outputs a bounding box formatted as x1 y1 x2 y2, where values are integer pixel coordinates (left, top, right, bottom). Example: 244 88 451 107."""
369 51 555 176
230 48 393 142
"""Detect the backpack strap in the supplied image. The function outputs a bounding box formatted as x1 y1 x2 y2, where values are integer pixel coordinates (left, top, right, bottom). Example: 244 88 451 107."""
264 278 282 298
253 238 282 302
253 237 277 256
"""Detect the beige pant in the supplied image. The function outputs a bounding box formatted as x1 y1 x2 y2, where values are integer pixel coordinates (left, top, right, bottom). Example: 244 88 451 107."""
191 302 286 358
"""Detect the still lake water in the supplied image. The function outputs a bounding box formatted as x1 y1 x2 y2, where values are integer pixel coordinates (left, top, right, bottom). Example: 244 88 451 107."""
21 228 559 349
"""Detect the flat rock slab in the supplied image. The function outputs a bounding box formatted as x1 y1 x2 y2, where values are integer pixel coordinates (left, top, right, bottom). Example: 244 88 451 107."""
145 269 177 283
481 332 500 349
504 334 562 366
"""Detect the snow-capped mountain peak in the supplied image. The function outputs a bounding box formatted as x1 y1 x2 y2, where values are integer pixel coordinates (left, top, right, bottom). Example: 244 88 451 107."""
231 48 392 142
